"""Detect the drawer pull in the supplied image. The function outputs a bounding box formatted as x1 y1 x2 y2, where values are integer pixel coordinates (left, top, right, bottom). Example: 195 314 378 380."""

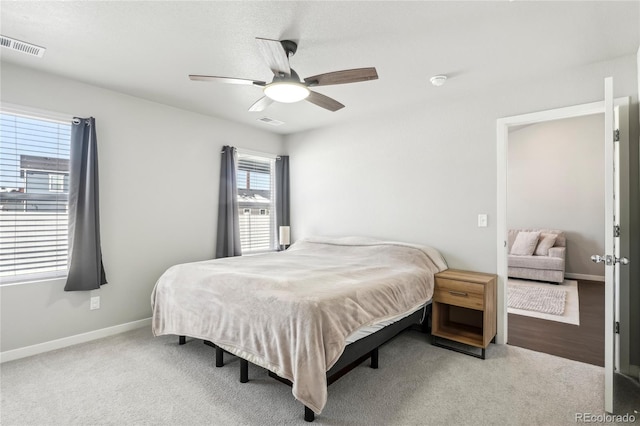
448 290 468 297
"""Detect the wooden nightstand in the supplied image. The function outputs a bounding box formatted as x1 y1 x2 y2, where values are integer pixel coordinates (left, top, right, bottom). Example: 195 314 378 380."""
431 269 497 359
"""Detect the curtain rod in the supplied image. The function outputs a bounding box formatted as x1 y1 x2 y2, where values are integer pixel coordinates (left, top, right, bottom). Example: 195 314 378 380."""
221 147 283 160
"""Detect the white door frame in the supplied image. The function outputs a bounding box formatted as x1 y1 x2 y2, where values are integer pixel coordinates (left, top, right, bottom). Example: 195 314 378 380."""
495 97 629 346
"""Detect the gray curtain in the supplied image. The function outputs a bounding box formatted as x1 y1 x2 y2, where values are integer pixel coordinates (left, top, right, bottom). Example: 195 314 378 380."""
275 155 290 247
215 146 241 258
64 117 107 291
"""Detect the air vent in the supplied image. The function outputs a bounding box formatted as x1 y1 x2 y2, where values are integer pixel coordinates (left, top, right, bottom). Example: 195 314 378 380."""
0 35 46 58
257 117 284 126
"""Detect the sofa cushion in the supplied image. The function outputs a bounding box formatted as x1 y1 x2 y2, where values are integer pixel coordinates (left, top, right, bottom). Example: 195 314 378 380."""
508 267 565 283
511 231 540 255
548 247 566 258
508 228 566 251
534 233 558 256
508 254 564 271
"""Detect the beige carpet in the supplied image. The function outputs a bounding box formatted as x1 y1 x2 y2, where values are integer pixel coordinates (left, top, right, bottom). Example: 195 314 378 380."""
0 326 610 425
508 279 580 326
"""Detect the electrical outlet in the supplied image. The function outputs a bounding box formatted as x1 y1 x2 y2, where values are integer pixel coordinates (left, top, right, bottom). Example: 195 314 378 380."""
90 296 100 310
477 214 488 228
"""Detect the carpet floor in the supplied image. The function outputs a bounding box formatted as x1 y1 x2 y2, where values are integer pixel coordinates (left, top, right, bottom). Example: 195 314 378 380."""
0 326 612 425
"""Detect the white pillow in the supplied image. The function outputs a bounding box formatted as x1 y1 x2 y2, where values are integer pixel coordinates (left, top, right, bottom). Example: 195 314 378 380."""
534 233 557 256
510 231 541 256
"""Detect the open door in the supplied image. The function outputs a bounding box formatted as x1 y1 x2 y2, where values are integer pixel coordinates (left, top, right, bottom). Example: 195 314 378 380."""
497 78 634 415
590 76 629 413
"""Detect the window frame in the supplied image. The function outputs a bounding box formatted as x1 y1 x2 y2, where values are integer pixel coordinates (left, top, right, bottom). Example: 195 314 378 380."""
0 103 74 285
48 174 65 193
236 149 278 254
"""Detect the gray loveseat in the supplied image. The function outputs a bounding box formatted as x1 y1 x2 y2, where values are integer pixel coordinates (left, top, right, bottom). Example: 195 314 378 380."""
508 228 566 284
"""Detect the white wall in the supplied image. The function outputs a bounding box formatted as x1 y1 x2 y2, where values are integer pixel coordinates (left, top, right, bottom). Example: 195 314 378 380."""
285 53 638 273
286 52 639 366
507 114 605 278
0 63 284 353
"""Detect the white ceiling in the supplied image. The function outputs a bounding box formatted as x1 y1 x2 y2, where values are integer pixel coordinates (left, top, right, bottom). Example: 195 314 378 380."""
1 1 638 135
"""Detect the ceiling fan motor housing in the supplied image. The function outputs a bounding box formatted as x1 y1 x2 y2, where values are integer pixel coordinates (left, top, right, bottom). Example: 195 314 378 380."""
273 68 303 83
280 40 298 57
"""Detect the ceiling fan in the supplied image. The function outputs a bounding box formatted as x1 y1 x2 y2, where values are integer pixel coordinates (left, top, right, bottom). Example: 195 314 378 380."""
189 37 378 112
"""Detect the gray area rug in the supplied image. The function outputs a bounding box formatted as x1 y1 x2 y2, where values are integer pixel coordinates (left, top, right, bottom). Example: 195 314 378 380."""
0 326 612 425
508 283 567 315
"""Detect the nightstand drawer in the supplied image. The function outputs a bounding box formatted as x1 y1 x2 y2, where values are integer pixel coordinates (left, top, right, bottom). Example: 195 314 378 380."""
434 278 484 310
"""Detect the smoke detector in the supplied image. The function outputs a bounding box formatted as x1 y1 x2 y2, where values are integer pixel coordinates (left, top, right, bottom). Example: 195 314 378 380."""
430 75 447 87
0 35 46 58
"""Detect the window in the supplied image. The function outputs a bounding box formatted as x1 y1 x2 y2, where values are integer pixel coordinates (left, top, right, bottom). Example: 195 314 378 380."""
49 174 65 193
0 109 71 283
236 152 276 253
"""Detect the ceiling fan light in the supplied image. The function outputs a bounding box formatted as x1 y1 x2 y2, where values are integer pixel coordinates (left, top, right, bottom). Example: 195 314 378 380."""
264 82 310 103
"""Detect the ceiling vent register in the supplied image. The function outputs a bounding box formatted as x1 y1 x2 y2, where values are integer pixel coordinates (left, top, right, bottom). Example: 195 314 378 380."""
257 117 284 126
0 35 46 58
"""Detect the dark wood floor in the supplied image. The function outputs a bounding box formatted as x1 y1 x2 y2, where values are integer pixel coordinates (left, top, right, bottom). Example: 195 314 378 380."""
508 280 605 366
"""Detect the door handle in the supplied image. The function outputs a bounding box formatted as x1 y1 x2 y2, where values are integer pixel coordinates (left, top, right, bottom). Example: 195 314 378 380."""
591 254 630 265
591 254 612 265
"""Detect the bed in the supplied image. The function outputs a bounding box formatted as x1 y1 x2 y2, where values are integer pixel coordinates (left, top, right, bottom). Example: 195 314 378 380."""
151 236 447 421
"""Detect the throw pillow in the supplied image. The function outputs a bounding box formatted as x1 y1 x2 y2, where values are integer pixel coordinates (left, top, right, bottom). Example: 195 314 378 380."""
510 231 541 256
534 233 558 256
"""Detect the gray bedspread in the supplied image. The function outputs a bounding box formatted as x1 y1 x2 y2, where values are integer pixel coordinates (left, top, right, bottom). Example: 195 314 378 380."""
151 236 447 414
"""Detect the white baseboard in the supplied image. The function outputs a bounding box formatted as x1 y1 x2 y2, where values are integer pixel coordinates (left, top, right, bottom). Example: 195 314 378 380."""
565 273 605 282
0 317 151 364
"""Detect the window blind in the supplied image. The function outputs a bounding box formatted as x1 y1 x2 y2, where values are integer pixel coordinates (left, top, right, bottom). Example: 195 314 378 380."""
236 153 276 253
0 112 71 282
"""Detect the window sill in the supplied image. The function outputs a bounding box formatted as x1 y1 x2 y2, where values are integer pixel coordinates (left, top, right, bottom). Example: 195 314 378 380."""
0 273 67 287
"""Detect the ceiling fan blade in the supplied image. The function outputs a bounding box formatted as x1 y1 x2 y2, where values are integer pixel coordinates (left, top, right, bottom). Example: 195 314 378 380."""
304 67 378 87
248 96 275 112
255 37 291 76
306 91 345 112
189 75 266 86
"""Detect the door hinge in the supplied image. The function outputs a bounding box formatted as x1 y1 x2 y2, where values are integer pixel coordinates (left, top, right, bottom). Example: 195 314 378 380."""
614 129 620 142
614 225 621 237
615 322 620 334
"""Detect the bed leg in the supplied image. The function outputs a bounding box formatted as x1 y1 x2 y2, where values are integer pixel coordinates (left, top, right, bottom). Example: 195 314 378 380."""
304 406 315 422
422 304 432 334
370 347 379 369
240 359 249 383
215 346 224 367
178 336 186 345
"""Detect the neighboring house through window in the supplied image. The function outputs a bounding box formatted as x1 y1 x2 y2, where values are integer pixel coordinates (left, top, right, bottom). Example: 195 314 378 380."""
0 108 72 283
236 151 277 253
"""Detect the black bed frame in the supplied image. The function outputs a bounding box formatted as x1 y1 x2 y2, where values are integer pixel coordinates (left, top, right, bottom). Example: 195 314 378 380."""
178 304 430 422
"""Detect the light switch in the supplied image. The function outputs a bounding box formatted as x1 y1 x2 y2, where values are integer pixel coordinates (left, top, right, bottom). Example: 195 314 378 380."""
90 296 100 310
478 214 488 228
